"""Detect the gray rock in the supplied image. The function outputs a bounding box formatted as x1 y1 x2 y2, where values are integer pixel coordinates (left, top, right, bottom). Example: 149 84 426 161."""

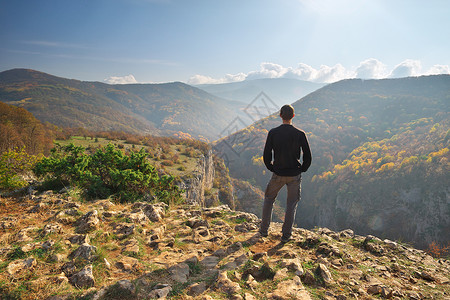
42 240 55 250
115 256 139 272
28 202 47 213
216 271 241 296
201 255 220 269
121 238 140 255
68 234 90 245
267 276 311 299
114 223 135 236
68 243 97 261
281 258 304 276
169 262 190 283
148 284 172 299
142 203 167 222
7 257 37 275
69 264 95 288
234 222 258 233
75 210 99 233
15 226 38 242
316 263 334 285
187 281 206 296
42 223 63 236
113 280 135 296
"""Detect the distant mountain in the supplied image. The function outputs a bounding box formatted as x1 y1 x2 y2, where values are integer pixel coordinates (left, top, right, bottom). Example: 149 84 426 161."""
0 69 244 140
196 78 324 106
214 75 450 248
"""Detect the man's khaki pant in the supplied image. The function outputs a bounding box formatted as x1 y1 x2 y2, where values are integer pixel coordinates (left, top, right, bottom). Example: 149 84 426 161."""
260 173 302 240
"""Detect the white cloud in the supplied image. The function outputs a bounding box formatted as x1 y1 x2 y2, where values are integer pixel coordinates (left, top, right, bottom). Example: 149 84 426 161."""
312 64 353 82
425 64 450 75
104 74 138 84
389 59 422 78
187 59 449 85
355 58 387 79
187 73 246 85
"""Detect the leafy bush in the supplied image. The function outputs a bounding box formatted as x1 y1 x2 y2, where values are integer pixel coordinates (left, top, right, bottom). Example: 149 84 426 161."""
0 147 41 191
33 143 183 203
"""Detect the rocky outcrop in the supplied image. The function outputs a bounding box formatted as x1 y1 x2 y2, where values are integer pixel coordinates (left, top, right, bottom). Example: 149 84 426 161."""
1 191 449 300
180 149 215 206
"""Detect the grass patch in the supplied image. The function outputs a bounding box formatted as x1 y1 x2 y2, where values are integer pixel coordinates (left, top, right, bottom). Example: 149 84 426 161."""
187 261 202 275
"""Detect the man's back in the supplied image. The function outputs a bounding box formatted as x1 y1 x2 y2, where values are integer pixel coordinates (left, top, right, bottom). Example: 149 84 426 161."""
263 124 311 176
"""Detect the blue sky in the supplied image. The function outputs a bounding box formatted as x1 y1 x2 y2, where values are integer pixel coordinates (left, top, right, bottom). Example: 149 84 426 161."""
0 0 449 84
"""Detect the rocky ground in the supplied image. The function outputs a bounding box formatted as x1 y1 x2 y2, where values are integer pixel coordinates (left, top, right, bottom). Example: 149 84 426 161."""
0 190 449 299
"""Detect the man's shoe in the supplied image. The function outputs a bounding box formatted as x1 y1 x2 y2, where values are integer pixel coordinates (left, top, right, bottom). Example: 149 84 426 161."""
281 235 291 243
258 231 268 237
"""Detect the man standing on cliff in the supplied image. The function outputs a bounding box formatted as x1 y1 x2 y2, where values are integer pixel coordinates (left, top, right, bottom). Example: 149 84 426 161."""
259 104 312 243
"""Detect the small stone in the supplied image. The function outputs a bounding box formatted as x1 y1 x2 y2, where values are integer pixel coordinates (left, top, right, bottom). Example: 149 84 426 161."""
142 203 166 222
281 258 304 276
273 267 289 281
420 271 436 281
42 223 63 236
69 265 95 288
21 243 38 252
75 210 99 233
301 270 317 286
339 229 354 238
201 255 220 269
51 254 65 263
121 238 140 255
68 243 97 261
383 239 398 250
217 271 241 295
316 263 334 285
187 281 206 296
68 234 90 245
267 276 311 299
244 293 257 300
116 256 139 272
104 258 111 269
381 286 393 298
114 223 135 236
15 226 38 242
7 257 37 275
148 284 172 299
367 285 382 295
114 280 135 296
42 240 55 250
169 263 190 283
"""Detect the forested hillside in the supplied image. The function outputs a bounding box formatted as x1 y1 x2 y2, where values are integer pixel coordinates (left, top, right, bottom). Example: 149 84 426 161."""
214 75 450 249
0 69 243 140
0 101 55 155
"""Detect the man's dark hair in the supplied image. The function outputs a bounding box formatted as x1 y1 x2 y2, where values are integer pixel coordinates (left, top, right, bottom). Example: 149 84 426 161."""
280 104 294 120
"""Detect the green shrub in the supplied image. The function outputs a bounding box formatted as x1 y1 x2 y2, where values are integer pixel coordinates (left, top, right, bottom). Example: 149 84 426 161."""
0 147 41 191
33 143 183 203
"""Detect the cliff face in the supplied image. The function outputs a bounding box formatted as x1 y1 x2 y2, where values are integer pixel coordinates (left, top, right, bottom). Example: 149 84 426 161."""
180 150 215 206
300 179 450 249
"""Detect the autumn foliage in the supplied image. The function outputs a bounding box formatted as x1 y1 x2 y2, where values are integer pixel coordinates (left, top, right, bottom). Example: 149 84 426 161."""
0 101 55 155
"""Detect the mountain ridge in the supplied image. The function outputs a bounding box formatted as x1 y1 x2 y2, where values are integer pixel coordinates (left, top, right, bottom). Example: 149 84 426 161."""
0 69 245 140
